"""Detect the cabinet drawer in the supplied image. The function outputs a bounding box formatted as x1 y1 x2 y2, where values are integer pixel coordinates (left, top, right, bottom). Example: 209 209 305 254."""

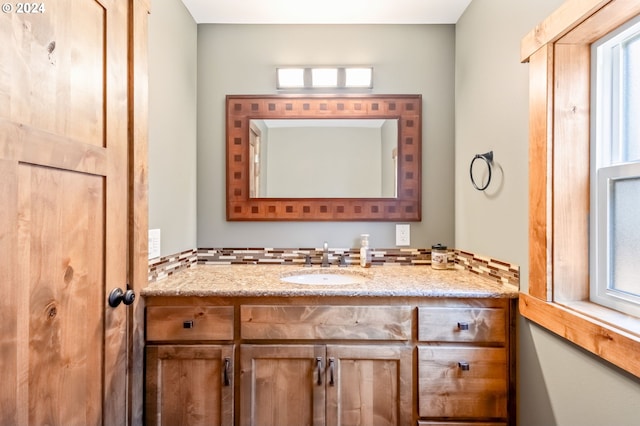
418 346 507 420
241 305 412 340
417 307 505 343
146 306 234 341
417 422 506 426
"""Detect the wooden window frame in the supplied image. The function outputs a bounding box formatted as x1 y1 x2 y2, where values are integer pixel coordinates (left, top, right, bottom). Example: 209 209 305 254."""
521 0 640 378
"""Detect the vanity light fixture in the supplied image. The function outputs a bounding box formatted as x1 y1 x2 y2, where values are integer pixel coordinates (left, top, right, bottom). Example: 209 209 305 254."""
276 67 373 90
276 67 305 88
311 68 339 87
344 67 373 88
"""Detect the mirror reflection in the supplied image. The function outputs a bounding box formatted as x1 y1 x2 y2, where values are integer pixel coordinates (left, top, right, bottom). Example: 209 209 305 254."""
249 119 398 198
226 94 421 221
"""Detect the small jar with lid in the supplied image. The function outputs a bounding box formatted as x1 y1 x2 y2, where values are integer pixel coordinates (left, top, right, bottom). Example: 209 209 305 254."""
431 244 450 270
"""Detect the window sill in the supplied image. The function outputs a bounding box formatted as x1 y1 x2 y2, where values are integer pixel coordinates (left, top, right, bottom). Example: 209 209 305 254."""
519 292 640 377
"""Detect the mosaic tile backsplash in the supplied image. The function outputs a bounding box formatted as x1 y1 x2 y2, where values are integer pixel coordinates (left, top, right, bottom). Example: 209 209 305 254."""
148 249 198 282
148 247 519 287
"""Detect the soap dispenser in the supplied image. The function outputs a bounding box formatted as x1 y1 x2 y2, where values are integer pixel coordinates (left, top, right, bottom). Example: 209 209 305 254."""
360 234 372 268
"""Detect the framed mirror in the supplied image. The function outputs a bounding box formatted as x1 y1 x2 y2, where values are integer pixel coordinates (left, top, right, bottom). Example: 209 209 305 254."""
226 94 421 221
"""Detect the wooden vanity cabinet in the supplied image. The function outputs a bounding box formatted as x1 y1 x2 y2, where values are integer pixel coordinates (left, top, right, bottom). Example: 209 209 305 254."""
144 296 515 426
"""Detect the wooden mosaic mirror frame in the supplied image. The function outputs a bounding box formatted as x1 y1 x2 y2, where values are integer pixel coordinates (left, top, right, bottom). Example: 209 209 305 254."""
226 94 422 221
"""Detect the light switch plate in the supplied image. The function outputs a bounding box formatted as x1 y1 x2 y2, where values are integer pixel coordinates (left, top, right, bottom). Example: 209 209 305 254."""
395 224 410 246
148 229 161 259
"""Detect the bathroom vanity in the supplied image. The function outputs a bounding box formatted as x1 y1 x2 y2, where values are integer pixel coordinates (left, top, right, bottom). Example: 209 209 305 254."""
142 265 517 426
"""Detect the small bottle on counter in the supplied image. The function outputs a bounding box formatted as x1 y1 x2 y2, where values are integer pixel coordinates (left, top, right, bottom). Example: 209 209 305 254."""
360 234 372 268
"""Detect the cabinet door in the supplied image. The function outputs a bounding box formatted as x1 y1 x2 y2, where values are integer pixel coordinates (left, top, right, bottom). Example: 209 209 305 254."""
326 345 412 426
146 345 234 426
240 345 325 426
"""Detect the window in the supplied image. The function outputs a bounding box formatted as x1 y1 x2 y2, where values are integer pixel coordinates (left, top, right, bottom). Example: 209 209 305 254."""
591 17 640 317
520 0 640 379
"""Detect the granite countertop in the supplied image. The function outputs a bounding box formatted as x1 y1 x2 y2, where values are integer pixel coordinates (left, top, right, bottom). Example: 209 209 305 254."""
141 264 519 298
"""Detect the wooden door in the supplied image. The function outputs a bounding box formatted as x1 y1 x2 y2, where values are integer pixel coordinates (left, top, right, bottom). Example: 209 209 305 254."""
240 344 325 426
146 345 235 426
0 1 130 425
325 345 413 426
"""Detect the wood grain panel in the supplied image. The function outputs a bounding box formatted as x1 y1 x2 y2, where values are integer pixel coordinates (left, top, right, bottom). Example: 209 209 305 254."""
20 165 104 426
240 344 325 426
0 160 18 425
0 119 107 175
418 346 507 420
146 345 234 426
146 306 234 341
102 1 131 423
520 0 610 61
129 0 151 424
1 0 106 146
558 0 640 44
520 293 640 378
240 305 412 340
226 95 421 221
326 345 412 426
417 307 505 344
552 43 591 302
527 45 554 301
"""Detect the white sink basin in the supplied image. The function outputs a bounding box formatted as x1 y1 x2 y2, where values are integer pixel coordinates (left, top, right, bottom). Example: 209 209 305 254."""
281 271 369 285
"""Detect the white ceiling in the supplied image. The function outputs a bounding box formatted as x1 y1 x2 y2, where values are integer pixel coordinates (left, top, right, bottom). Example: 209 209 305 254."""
181 0 473 25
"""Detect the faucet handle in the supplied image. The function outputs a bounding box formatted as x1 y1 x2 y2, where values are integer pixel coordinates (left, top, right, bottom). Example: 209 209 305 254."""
323 241 328 251
339 255 347 267
304 254 312 267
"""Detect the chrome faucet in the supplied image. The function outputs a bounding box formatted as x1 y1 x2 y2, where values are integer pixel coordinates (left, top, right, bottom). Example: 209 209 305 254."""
322 241 329 267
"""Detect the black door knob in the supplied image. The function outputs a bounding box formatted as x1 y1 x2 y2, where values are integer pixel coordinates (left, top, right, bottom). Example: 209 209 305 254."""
108 287 136 307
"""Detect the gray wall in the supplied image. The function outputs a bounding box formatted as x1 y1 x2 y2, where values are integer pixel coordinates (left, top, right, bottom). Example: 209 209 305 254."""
196 24 456 249
148 0 198 256
455 1 640 425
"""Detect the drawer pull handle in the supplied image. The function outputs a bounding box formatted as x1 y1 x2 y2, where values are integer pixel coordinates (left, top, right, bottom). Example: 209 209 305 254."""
329 358 335 386
458 361 470 371
183 320 194 329
316 357 323 385
223 357 231 386
457 322 470 330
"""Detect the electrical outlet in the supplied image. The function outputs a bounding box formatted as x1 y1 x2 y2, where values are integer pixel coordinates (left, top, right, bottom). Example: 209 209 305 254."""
148 229 161 259
395 223 410 246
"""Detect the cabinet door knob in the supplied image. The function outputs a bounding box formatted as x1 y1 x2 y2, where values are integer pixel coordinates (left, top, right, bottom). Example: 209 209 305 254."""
316 357 323 385
458 361 470 371
457 322 470 330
